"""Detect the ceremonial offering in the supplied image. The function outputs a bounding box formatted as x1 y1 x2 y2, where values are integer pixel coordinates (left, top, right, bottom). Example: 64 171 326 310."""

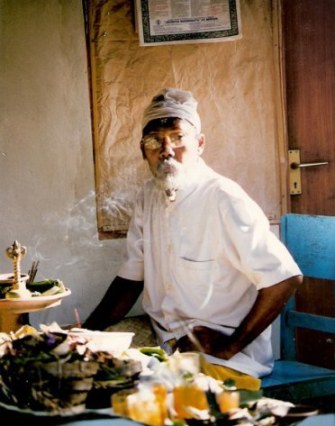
0 330 98 412
0 324 316 425
69 329 134 354
0 325 138 414
0 241 71 333
127 383 168 426
216 380 240 413
0 241 67 300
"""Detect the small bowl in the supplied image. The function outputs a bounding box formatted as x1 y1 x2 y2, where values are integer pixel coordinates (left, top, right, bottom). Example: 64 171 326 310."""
70 329 134 353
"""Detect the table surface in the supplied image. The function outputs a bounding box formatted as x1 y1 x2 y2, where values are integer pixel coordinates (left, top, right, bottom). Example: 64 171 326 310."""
0 407 142 425
297 414 335 425
1 405 333 426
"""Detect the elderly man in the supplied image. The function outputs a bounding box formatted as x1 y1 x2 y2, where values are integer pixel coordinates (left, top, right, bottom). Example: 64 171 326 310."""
84 88 302 387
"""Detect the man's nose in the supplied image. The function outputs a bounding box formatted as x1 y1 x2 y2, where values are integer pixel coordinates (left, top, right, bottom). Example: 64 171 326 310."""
159 138 175 159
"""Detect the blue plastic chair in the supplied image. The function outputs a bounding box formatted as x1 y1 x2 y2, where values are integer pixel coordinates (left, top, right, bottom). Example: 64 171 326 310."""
262 214 335 402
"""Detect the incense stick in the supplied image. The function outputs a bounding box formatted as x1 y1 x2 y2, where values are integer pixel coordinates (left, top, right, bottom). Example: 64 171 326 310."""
27 260 39 284
74 308 81 328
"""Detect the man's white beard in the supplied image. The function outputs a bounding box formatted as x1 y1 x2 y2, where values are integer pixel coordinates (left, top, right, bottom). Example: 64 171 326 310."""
151 158 187 201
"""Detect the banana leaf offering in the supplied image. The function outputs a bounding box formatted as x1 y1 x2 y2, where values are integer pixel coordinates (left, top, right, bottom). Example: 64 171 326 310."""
0 279 66 299
26 279 66 296
0 326 142 413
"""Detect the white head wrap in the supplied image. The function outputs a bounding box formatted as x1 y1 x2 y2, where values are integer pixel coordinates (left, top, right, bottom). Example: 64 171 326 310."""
142 88 201 133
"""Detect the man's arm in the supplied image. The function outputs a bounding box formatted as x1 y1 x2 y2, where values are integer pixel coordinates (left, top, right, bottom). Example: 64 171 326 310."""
82 276 144 331
177 274 303 358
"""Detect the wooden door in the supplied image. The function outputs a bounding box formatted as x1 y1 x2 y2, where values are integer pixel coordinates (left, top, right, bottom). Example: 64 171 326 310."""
282 0 335 368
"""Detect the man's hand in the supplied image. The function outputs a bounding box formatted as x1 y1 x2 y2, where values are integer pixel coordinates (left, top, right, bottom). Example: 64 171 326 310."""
176 275 303 360
176 326 233 359
82 276 144 330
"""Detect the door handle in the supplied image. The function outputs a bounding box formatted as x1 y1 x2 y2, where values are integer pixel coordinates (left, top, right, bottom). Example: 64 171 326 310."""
288 149 329 195
291 161 329 169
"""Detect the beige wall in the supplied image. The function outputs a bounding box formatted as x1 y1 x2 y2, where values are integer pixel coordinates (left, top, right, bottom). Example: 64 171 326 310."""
0 0 129 327
0 0 282 356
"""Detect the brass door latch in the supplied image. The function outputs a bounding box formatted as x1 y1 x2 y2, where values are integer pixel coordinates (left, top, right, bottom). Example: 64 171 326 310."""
289 149 328 195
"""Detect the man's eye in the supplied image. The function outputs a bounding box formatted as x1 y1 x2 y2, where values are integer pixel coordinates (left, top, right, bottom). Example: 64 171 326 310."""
142 136 161 149
171 134 184 142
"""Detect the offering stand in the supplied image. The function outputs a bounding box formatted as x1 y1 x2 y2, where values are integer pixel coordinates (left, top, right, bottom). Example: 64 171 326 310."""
0 241 71 333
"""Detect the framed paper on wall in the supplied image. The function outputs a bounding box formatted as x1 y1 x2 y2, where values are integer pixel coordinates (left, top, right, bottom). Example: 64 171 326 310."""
136 0 242 46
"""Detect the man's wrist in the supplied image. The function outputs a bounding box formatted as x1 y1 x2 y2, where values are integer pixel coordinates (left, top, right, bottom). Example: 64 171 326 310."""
214 337 240 360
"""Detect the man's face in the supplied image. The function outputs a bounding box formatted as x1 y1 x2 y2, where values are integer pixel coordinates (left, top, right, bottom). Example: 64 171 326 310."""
141 119 205 198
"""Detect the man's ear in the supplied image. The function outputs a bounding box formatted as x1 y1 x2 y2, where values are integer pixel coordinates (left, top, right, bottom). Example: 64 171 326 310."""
197 133 205 155
140 142 147 159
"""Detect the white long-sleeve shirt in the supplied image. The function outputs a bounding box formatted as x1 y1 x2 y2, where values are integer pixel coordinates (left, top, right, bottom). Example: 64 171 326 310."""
118 159 302 377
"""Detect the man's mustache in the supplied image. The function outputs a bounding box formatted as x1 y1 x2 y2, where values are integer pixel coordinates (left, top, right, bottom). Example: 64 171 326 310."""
157 158 180 175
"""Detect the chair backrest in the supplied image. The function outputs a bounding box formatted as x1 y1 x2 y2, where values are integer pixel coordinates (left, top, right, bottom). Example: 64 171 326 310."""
280 213 335 360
